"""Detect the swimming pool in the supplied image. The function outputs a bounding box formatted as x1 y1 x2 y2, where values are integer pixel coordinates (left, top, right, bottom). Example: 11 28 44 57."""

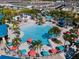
45 16 53 21
20 22 52 45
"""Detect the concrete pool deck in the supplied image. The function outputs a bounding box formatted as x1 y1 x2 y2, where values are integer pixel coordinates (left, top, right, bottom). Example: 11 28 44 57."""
4 18 76 59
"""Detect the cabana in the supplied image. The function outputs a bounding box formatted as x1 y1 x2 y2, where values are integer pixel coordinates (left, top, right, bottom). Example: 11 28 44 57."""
41 50 50 56
56 45 64 51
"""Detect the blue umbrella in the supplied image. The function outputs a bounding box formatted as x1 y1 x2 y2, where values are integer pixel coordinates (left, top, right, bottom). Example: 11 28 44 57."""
58 18 65 27
41 50 50 56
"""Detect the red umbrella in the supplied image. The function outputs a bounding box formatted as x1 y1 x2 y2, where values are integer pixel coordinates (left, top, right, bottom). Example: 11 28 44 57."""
49 49 58 54
11 46 18 50
28 49 36 57
66 31 71 34
74 38 77 41
27 38 32 43
76 32 79 36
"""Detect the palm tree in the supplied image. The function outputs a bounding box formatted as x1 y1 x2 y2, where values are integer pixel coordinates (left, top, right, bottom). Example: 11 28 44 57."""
51 38 62 44
32 40 42 53
48 26 61 37
20 8 40 16
12 38 21 46
63 33 78 44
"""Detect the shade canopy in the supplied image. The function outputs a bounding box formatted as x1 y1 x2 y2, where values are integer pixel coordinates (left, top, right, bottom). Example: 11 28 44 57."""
27 38 32 43
56 45 64 51
28 49 36 57
41 50 50 56
0 24 8 37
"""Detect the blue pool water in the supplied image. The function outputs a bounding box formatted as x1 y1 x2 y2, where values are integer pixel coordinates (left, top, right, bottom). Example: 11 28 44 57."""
0 14 4 20
20 22 52 45
45 16 53 20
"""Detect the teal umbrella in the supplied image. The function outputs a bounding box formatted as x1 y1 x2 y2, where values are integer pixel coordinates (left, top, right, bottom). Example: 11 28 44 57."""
21 49 27 55
7 42 12 46
75 40 79 45
72 33 78 37
41 50 50 56
56 45 64 51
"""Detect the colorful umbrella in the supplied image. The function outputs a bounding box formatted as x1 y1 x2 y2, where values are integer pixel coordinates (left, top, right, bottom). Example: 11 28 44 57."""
41 50 50 56
7 42 12 46
27 38 32 43
56 45 64 51
28 49 36 57
49 49 58 54
66 31 71 34
11 46 18 50
21 49 27 55
75 40 79 45
76 32 79 36
74 38 78 41
72 33 78 37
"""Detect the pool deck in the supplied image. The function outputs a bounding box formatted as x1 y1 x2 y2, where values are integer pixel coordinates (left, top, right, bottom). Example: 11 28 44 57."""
25 53 65 59
0 17 76 59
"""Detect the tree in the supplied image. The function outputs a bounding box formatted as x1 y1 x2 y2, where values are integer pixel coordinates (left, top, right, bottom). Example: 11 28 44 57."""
12 38 21 46
51 38 62 44
32 40 42 53
63 33 78 44
0 8 18 23
20 8 40 16
48 26 61 36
